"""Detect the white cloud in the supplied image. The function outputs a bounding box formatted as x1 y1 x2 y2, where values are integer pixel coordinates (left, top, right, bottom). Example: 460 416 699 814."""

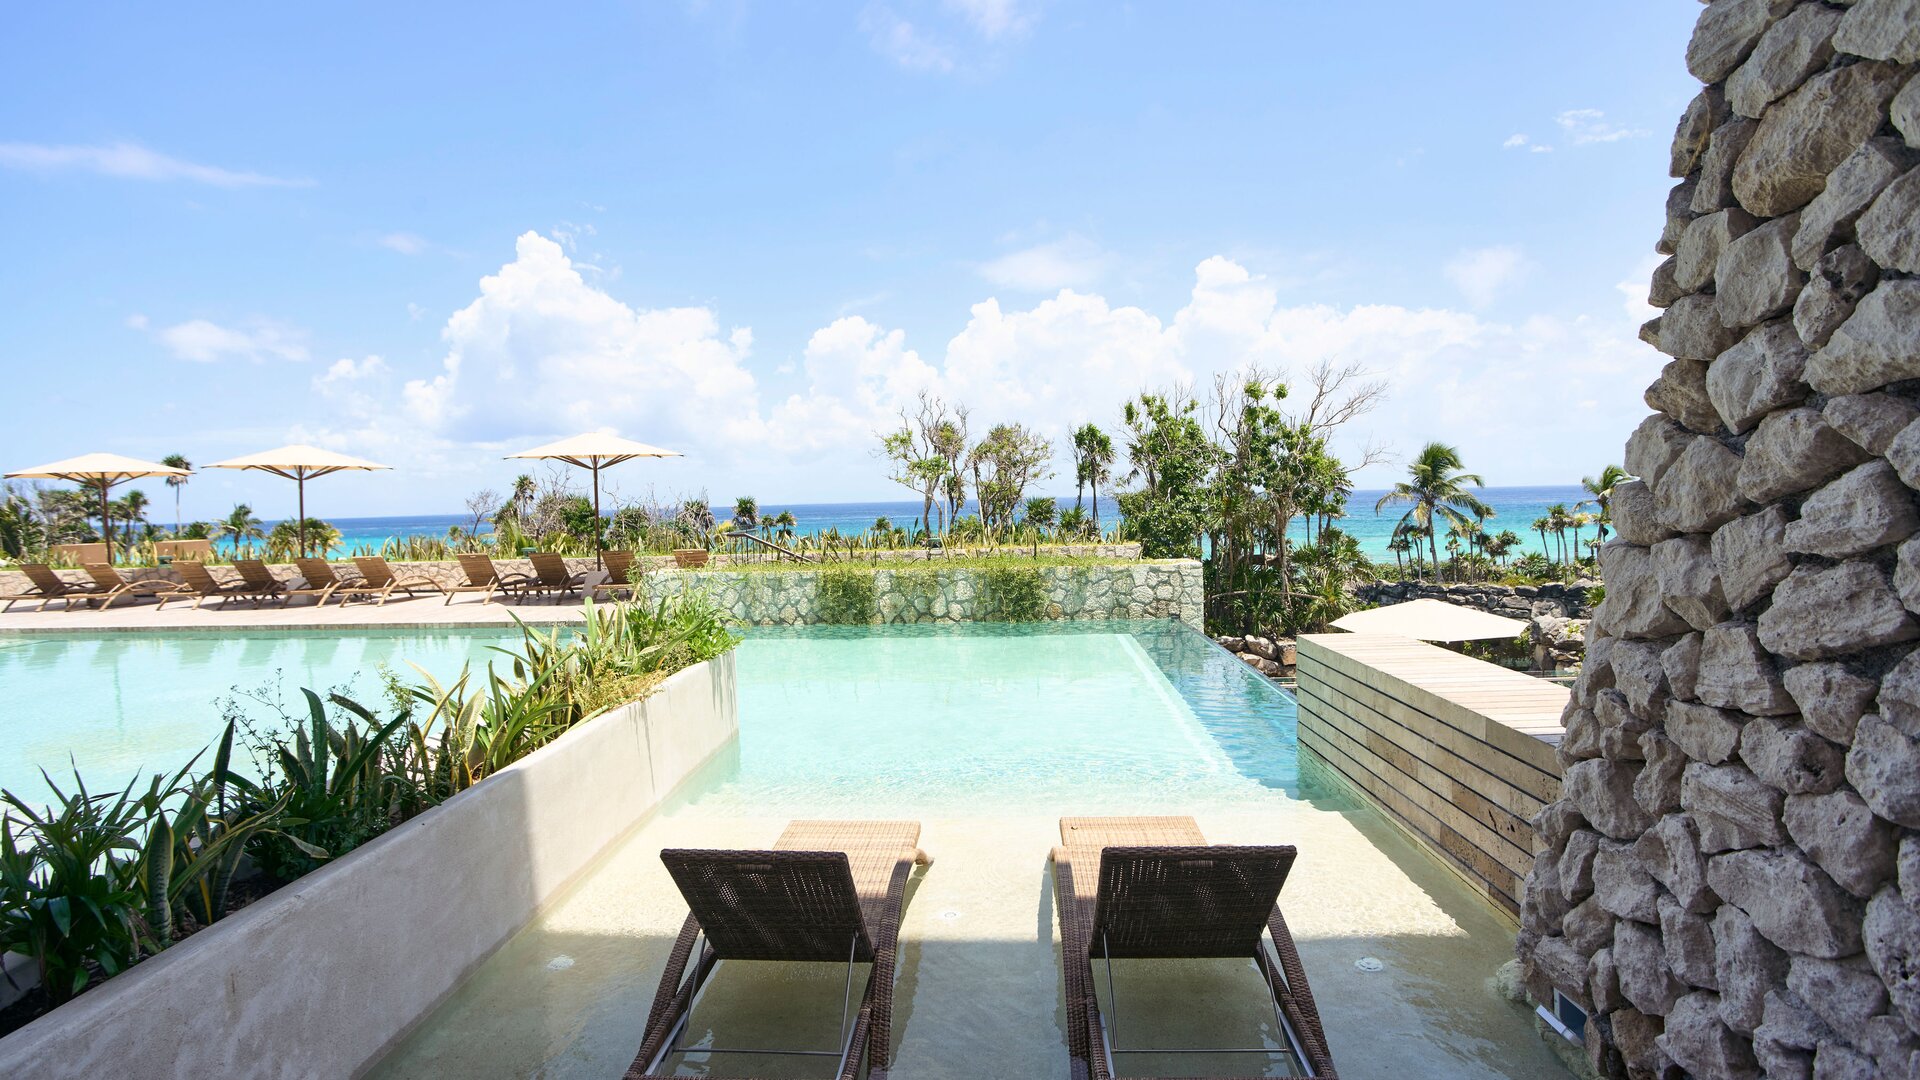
1616 255 1666 325
1442 246 1527 308
861 5 955 71
0 141 310 187
319 355 388 384
125 313 149 330
1502 133 1529 149
152 318 310 363
1531 144 1554 154
977 237 1109 291
378 232 428 255
945 0 1034 38
1554 109 1647 145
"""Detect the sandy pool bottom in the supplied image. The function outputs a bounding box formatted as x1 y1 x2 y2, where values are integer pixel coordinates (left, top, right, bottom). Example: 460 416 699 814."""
370 799 1572 1080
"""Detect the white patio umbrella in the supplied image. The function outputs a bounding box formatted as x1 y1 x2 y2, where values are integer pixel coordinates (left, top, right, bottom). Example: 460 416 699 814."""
5 452 192 565
505 433 681 565
205 444 391 558
1330 598 1528 642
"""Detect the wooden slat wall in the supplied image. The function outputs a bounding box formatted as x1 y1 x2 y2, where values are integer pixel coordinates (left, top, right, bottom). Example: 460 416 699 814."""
1293 633 1567 921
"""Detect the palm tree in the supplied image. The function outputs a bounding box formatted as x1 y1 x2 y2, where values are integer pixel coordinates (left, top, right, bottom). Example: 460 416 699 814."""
160 453 191 533
772 510 797 544
116 489 150 552
511 474 536 522
1488 529 1522 567
1375 442 1490 585
732 496 759 531
1579 464 1630 543
1532 516 1551 561
1546 503 1575 564
1073 423 1115 532
215 503 265 552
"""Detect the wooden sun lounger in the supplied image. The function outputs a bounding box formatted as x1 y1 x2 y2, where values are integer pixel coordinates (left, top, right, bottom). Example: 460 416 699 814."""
445 553 533 605
233 560 297 605
1051 816 1337 1080
82 564 191 610
3 563 106 611
520 552 587 603
291 558 388 607
351 557 444 603
159 561 266 609
591 550 642 600
627 820 932 1080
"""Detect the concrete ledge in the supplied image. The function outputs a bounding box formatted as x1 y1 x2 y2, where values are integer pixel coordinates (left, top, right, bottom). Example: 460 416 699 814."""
0 652 737 1078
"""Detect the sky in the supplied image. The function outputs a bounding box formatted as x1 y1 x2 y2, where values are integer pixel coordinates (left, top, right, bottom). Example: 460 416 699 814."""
0 1 1702 521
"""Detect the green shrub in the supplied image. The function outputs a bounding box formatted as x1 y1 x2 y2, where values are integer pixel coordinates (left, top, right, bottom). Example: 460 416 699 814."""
816 567 877 625
978 564 1047 622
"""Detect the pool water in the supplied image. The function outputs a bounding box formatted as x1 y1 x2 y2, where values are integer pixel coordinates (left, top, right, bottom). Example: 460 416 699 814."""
375 622 1573 1080
0 629 522 806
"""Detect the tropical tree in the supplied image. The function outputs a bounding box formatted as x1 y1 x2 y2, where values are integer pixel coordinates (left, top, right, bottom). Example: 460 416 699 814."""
1118 392 1218 559
880 392 968 537
1486 529 1521 567
1532 516 1552 562
114 490 151 551
1071 423 1116 531
1579 464 1630 543
1546 503 1575 564
1022 496 1057 533
968 423 1053 535
1374 442 1490 584
214 504 265 548
160 454 191 534
511 474 536 522
731 496 759 531
771 510 797 543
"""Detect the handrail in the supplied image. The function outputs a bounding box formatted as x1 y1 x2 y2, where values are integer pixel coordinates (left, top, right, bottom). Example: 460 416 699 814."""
725 531 818 563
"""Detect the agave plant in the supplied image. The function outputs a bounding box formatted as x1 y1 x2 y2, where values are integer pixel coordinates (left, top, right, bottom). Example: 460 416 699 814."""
245 691 408 881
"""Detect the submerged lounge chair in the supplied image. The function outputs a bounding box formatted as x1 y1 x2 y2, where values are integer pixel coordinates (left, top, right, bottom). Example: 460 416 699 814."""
82 564 191 610
1050 816 1337 1080
351 557 445 603
159 561 263 609
627 820 932 1080
591 549 642 600
445 553 533 605
522 552 587 603
3 563 106 611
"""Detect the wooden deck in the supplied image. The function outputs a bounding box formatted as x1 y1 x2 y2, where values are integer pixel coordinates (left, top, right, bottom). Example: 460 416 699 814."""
1293 632 1568 921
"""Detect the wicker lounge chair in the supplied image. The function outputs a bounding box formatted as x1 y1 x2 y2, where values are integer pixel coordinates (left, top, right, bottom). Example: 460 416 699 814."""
445 553 533 605
351 557 445 603
591 550 642 600
3 564 106 611
1050 816 1337 1080
521 552 587 603
82 564 192 610
159 561 266 609
627 820 931 1080
232 560 296 605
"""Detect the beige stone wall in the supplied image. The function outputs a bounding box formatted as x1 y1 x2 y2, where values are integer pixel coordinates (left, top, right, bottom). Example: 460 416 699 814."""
1517 5 1920 1078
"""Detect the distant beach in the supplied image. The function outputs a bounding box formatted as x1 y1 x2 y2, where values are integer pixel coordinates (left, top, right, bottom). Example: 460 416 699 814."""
241 485 1594 560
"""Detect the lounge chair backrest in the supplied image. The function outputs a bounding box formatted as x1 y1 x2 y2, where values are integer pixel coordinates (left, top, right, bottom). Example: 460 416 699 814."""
603 550 635 584
296 558 340 587
175 561 220 591
234 559 279 589
660 849 874 963
352 557 394 586
83 563 129 590
456 553 500 586
22 564 70 594
1090 845 1296 959
529 552 573 585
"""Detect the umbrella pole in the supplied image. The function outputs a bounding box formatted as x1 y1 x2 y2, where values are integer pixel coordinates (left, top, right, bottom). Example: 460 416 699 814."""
99 479 113 566
298 474 307 560
592 461 603 568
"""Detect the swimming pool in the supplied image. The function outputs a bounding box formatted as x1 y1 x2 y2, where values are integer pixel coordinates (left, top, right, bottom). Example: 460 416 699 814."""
0 629 523 806
375 621 1571 1080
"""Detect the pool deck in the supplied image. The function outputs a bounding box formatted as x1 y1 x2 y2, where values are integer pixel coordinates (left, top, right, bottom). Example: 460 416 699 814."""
0 594 591 634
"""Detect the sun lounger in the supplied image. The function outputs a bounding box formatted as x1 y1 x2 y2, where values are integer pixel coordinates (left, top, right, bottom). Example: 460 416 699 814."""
233 560 296 605
627 820 932 1080
82 564 191 610
351 557 445 603
2 564 104 611
518 552 586 603
158 561 264 609
1050 816 1336 1080
591 550 642 600
445 553 533 605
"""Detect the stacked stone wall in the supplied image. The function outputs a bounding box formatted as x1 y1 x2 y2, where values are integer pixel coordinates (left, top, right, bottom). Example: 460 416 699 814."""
1516 4 1920 1078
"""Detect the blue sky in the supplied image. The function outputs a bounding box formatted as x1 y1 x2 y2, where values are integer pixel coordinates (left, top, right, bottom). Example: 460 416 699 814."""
0 1 1700 520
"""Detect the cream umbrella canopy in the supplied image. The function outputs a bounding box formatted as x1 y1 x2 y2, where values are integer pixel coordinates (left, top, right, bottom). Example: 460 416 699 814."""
505 433 681 565
205 445 391 559
5 453 192 565
1329 598 1527 642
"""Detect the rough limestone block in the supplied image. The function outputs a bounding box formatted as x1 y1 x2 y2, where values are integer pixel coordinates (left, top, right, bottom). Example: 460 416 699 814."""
1716 904 1791 1034
1791 139 1916 271
1659 990 1762 1078
1609 1007 1672 1077
1759 987 1837 1050
1663 632 1703 702
1523 851 1571 937
1658 438 1749 532
1688 0 1796 84
1665 176 1703 254
1846 715 1920 827
1858 165 1920 273
1616 917 1685 1016
1706 318 1809 433
1896 72 1920 149
1728 3 1842 119
1637 813 1718 914
1788 954 1891 1047
1697 118 1763 216
1650 535 1730 631
1610 639 1670 718
1781 460 1920 559
1668 699 1747 765
1738 715 1846 795
1678 207 1758 291
1594 839 1662 923
1784 789 1898 899
1684 762 1786 852
1806 281 1920 395
1660 293 1747 362
1563 895 1616 955
1899 535 1920 615
1823 389 1914 457
1565 758 1657 840
1756 560 1919 660
1559 828 1603 903
1782 661 1878 745
1698 623 1794 715
1645 358 1726 434
1609 479 1677 546
1648 255 1685 308
1636 730 1687 816
1660 894 1719 990
1794 244 1880 349
1711 506 1793 612
1733 61 1908 216
1736 407 1871 504
1625 414 1694 488
1863 887 1920 1032
1595 541 1692 638
1716 213 1806 327
1673 85 1729 177
1707 847 1866 958
1590 946 1624 1015
1834 0 1920 63
1528 933 1594 1010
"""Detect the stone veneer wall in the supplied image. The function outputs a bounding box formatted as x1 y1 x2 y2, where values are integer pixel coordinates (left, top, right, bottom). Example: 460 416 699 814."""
1515 5 1920 1079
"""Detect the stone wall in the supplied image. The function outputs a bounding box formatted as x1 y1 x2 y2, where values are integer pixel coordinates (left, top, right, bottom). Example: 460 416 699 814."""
639 559 1205 630
1516 6 1920 1079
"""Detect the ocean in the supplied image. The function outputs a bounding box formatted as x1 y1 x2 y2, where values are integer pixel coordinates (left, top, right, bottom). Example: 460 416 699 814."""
246 486 1595 561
